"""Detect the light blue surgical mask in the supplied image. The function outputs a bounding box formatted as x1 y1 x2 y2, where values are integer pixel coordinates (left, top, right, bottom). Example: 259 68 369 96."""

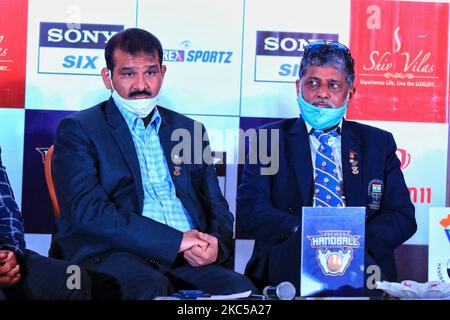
297 92 348 130
111 90 158 118
109 70 158 118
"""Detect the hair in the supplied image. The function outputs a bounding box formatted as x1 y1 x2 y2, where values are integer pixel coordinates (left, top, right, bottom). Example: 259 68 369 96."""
299 42 355 88
105 28 163 72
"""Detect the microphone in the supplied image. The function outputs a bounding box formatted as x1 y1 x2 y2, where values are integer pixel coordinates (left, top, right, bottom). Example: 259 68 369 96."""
263 281 296 300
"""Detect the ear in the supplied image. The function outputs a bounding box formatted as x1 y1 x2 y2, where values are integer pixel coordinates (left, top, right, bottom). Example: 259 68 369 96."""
347 86 356 103
101 68 112 90
161 64 167 78
295 79 300 97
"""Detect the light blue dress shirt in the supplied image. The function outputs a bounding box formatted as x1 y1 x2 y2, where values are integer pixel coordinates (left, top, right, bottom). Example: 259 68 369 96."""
116 103 195 232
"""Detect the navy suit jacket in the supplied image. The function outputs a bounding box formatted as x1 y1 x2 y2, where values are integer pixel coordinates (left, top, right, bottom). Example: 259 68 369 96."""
52 98 233 268
237 117 416 290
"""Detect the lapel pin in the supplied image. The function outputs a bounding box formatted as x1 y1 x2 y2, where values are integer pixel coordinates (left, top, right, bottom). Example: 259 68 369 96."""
172 155 183 165
349 150 359 174
173 165 182 176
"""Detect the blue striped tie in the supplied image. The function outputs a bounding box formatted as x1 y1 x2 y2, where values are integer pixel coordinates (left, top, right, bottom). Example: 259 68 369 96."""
313 130 344 207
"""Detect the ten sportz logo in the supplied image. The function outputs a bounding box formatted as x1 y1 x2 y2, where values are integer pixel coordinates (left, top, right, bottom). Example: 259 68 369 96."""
307 230 361 276
254 31 338 82
38 22 123 75
163 40 232 64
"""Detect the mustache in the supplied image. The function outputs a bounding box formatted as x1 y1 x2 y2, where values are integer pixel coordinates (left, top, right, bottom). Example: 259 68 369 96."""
128 89 152 98
310 98 337 108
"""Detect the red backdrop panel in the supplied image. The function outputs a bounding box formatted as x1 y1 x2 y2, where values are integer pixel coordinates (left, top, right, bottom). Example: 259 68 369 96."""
0 0 28 108
348 0 449 123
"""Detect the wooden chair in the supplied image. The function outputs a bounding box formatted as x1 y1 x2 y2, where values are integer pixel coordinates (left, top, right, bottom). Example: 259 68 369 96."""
44 145 61 218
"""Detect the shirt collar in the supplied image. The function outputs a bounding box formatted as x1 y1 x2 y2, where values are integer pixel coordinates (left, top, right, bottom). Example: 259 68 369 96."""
116 100 162 133
149 108 162 133
305 118 343 136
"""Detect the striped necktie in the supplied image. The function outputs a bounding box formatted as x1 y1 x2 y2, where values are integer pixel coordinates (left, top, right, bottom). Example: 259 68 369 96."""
312 130 344 207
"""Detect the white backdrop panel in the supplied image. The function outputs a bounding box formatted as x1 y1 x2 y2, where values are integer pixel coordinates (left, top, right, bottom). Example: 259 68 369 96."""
138 0 244 116
240 0 351 118
25 0 137 110
360 120 448 245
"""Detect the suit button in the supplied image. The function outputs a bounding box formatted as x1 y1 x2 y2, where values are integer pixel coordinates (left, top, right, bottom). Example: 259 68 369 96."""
146 258 159 265
287 207 293 213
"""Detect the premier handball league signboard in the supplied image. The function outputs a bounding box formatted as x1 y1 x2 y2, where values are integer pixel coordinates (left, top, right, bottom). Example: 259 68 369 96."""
428 208 450 283
301 207 365 297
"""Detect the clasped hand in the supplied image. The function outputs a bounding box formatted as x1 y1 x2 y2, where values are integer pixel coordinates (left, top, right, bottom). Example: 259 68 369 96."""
0 250 21 288
178 230 218 267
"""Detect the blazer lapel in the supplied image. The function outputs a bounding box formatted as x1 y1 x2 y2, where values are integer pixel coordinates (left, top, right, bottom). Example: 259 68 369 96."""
104 98 144 211
287 118 314 206
341 119 363 206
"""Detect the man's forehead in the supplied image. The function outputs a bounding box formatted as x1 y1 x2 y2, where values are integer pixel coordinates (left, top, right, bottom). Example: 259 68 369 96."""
303 66 346 80
113 49 160 63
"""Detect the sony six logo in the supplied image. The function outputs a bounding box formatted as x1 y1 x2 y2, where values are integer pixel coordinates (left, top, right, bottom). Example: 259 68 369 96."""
307 230 361 276
254 31 338 82
38 22 123 75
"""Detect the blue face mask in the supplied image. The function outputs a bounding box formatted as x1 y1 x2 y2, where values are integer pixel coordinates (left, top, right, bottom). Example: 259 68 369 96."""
297 93 348 130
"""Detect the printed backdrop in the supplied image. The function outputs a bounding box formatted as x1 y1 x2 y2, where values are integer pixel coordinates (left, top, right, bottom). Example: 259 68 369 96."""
0 0 449 283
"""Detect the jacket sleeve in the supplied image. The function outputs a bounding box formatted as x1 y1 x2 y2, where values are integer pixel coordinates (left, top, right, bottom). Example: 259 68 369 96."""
196 125 234 264
0 148 26 257
236 130 300 243
53 117 183 267
365 132 417 260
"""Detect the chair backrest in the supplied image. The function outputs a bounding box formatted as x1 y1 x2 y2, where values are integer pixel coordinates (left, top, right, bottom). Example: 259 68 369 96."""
44 145 61 218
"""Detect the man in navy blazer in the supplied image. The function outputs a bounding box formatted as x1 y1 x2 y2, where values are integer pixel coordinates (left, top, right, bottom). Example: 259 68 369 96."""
237 41 416 295
52 28 255 299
